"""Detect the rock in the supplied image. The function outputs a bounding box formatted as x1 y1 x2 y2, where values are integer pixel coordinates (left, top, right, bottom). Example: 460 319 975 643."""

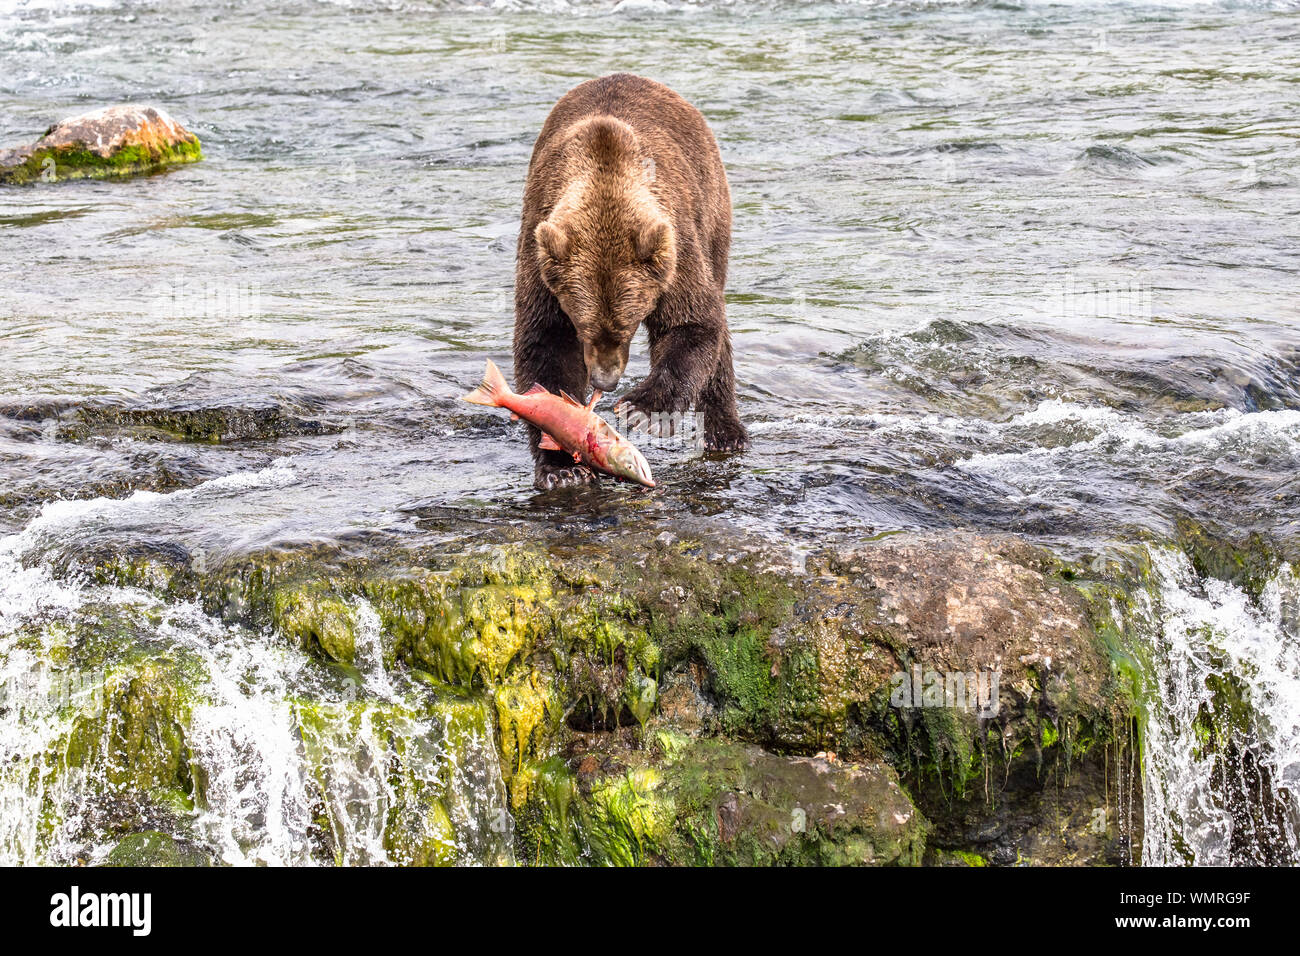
82 528 1145 865
293 688 513 866
0 104 201 185
515 734 928 866
272 584 360 664
103 831 212 867
778 535 1139 865
61 401 343 444
64 658 196 796
654 662 716 734
15 635 210 864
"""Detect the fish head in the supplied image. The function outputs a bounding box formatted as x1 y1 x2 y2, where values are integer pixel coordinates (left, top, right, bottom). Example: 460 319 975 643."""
605 439 655 488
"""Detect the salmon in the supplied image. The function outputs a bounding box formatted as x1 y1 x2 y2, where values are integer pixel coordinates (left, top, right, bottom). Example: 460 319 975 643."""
461 359 655 487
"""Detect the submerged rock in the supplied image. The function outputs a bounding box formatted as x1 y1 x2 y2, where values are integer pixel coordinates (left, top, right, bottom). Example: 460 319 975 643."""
62 401 343 444
0 105 201 185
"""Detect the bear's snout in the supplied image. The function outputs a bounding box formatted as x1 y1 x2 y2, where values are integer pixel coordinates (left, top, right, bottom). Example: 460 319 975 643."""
589 364 624 393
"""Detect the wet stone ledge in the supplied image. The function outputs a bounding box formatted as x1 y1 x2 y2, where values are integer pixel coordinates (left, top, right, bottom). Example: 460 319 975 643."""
77 528 1148 866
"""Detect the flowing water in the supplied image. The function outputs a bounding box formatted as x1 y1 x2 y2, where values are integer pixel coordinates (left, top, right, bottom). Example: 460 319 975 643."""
1137 551 1300 865
1 0 1298 864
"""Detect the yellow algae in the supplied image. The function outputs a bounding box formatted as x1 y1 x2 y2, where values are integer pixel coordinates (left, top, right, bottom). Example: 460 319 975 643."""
495 671 550 782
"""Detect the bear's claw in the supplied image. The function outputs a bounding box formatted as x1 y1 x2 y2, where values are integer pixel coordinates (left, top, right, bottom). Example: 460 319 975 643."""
535 462 597 490
704 421 750 454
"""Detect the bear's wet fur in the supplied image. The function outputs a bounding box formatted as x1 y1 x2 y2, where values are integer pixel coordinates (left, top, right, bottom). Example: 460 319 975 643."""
513 73 747 489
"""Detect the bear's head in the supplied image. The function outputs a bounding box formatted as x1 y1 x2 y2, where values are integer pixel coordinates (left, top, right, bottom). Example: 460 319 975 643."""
533 118 677 393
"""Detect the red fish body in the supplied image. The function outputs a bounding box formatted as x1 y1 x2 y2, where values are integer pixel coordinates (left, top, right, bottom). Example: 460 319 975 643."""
462 359 655 487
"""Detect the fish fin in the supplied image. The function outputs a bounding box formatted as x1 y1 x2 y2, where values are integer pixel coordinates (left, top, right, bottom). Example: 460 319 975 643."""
585 390 602 413
522 383 550 396
461 359 512 407
558 390 584 408
510 413 519 421
537 432 563 452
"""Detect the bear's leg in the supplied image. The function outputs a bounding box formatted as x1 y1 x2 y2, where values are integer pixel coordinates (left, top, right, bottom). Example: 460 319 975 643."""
616 291 725 438
513 291 596 490
700 334 749 453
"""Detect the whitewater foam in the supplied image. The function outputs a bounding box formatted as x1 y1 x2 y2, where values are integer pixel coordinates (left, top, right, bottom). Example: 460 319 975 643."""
1139 550 1300 865
0 463 509 866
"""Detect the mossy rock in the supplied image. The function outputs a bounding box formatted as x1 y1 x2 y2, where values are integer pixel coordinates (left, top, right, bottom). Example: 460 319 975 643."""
63 402 341 444
0 105 201 185
103 830 212 867
292 682 511 866
364 562 552 687
1177 520 1284 605
495 671 552 781
272 584 359 664
63 656 199 798
78 529 1153 865
516 735 927 867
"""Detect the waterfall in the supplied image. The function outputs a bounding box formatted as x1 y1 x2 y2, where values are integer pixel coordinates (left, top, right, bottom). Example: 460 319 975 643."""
1138 549 1299 865
0 480 512 866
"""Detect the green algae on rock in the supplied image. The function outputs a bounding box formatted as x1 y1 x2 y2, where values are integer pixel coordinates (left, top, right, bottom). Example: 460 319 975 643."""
515 734 928 866
64 657 197 796
293 687 512 866
76 529 1149 865
272 584 359 664
0 105 201 185
13 647 209 865
103 830 213 867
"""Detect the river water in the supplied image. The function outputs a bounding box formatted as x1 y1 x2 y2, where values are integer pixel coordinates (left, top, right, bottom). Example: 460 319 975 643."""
0 0 1297 865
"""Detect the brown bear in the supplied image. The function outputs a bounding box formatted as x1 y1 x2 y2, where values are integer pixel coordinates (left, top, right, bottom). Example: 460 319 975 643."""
512 72 747 489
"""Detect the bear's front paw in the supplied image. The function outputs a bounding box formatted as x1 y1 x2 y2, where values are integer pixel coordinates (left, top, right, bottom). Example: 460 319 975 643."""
535 461 597 490
705 419 750 453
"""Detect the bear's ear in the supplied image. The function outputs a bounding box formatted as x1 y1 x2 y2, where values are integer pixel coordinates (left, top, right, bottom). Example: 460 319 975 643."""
635 219 675 282
534 219 570 263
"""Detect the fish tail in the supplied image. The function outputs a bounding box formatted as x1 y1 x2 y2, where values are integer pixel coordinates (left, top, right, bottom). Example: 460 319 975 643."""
462 359 513 407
